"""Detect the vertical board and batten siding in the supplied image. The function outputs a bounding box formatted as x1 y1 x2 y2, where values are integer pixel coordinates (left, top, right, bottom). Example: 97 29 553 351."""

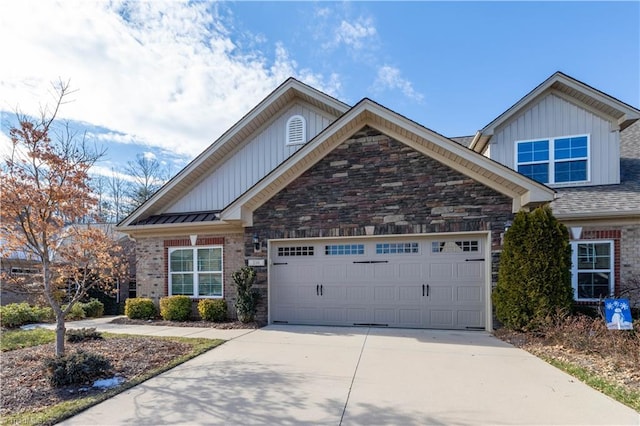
490 93 620 186
166 102 336 213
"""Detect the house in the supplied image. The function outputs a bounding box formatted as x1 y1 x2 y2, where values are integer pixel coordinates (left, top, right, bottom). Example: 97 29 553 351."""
117 72 639 330
1 223 135 310
469 72 640 306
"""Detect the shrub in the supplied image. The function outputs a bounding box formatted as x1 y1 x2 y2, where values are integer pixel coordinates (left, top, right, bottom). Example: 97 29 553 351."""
493 206 573 331
80 299 104 318
124 298 156 320
159 295 192 321
64 303 86 321
44 351 112 387
198 299 227 322
0 303 54 328
232 266 259 323
66 327 103 343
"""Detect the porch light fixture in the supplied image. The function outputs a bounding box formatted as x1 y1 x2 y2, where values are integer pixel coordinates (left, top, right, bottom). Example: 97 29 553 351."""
253 234 260 252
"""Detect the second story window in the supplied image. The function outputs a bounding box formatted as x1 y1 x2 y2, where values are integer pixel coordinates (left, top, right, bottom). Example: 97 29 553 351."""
516 135 589 185
286 115 306 145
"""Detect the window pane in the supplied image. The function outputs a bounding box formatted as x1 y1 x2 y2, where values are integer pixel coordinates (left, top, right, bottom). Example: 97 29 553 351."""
171 273 194 295
518 163 548 183
577 272 610 299
198 273 222 297
532 141 549 161
198 248 222 272
555 136 587 160
517 140 549 163
170 249 193 272
555 160 587 182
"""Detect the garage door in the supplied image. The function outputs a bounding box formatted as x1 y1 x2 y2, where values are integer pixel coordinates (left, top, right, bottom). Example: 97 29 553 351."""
269 235 487 330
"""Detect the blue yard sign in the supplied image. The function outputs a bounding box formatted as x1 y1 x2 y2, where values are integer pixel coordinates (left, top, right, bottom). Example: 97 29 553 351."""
604 299 633 330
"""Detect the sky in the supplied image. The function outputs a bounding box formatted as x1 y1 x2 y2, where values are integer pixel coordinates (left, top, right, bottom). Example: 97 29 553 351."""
1 1 639 178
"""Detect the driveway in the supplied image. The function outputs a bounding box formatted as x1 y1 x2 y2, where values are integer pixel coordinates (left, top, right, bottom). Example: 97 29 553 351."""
61 325 639 425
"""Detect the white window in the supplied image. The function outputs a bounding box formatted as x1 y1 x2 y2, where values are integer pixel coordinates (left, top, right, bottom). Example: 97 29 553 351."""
286 115 306 145
571 241 614 301
169 246 223 298
515 135 589 185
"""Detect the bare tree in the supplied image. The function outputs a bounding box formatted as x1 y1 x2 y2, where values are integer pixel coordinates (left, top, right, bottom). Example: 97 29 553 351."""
0 80 126 356
125 154 169 209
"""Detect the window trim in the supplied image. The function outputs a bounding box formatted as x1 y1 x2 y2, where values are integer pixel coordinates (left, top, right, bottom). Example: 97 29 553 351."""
571 240 614 302
514 134 590 185
168 246 224 298
286 115 306 145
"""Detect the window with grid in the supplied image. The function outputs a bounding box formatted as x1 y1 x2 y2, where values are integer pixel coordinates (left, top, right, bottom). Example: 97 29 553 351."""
325 244 365 255
516 135 588 184
277 246 314 256
376 242 419 254
169 247 223 298
571 241 613 301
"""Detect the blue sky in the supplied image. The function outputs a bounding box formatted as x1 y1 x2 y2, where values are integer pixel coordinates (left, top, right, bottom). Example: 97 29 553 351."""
1 1 638 178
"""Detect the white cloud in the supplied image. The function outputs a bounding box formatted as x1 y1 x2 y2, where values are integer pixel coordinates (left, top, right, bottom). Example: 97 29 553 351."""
373 66 424 102
0 0 340 159
333 18 377 50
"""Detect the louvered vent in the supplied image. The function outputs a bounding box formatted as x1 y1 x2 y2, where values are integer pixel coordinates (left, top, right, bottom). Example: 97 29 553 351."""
286 115 306 145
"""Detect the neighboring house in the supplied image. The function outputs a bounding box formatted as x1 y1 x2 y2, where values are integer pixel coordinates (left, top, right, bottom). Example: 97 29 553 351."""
0 223 135 309
469 72 640 306
117 72 639 330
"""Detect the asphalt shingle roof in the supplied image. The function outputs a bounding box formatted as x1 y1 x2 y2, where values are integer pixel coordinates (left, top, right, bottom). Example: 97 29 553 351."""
550 121 640 217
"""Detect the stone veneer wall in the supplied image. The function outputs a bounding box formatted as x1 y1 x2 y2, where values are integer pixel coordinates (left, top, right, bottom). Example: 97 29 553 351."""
247 126 515 323
135 232 245 317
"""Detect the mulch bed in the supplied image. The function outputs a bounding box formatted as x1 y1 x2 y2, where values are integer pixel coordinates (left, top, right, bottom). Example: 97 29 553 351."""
108 317 263 329
1 337 194 418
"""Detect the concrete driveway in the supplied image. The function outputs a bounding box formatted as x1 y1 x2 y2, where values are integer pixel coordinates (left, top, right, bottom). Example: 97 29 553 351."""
61 325 639 425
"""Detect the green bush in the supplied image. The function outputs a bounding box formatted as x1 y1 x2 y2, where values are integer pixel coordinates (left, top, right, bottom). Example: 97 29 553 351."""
64 303 86 321
232 266 259 323
44 351 112 387
492 206 573 331
159 295 192 321
198 299 227 322
124 298 157 320
79 299 104 318
0 303 54 328
66 327 103 343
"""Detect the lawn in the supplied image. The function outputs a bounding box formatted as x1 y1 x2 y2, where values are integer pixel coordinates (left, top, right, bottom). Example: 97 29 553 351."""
0 328 223 426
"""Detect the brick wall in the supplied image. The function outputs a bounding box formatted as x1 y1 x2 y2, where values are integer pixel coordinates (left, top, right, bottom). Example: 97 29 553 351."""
248 126 515 322
135 232 245 317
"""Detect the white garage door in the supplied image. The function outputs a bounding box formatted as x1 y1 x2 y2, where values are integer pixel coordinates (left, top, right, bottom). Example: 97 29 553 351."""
269 235 487 330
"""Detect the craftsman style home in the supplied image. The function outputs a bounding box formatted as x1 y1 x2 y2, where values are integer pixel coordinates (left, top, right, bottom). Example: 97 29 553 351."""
117 72 639 330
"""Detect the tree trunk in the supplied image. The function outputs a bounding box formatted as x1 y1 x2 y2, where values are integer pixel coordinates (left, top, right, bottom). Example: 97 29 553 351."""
55 313 66 357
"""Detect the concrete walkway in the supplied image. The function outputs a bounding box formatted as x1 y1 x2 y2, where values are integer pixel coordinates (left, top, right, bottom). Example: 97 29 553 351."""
50 319 638 425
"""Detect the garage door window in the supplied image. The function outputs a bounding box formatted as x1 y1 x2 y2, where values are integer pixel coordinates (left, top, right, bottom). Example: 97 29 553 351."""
376 242 419 254
169 247 223 298
432 241 479 253
278 246 314 256
325 244 365 255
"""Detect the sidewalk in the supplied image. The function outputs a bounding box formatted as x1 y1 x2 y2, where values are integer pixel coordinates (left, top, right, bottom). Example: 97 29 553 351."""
30 316 257 341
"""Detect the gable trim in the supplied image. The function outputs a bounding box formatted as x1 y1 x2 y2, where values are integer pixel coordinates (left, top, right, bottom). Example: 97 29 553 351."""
222 99 555 225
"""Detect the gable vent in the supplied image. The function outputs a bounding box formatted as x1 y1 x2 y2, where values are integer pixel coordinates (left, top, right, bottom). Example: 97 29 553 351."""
286 115 306 145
